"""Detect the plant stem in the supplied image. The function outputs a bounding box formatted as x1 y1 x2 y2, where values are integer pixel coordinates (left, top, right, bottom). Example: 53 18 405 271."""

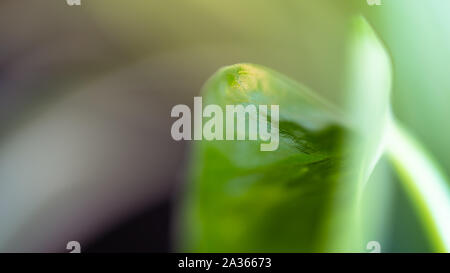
386 119 450 252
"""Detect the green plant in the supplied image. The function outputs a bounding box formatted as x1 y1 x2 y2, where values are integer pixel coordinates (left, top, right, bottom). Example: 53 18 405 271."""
180 17 450 252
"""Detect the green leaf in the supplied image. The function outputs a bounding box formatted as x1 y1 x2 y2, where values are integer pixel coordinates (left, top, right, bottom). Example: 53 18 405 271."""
179 16 450 253
180 63 359 252
345 17 450 252
180 16 390 253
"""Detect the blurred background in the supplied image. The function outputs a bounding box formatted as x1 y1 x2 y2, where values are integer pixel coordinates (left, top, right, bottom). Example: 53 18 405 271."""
0 0 449 252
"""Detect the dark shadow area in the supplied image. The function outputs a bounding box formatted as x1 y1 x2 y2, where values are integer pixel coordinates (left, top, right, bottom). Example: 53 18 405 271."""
85 197 173 253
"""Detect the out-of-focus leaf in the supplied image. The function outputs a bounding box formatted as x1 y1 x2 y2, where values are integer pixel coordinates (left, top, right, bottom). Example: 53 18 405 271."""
338 16 393 251
345 16 450 252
